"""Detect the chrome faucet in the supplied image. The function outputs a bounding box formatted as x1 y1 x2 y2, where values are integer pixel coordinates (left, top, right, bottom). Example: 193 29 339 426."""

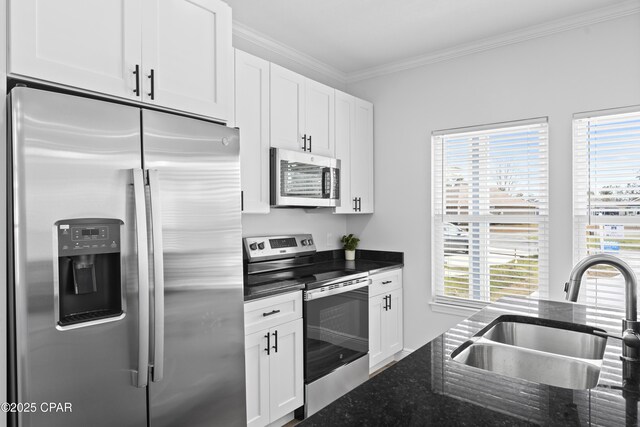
565 254 640 382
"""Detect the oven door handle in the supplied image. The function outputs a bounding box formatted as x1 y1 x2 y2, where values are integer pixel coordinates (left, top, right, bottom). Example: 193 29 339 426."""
304 279 370 301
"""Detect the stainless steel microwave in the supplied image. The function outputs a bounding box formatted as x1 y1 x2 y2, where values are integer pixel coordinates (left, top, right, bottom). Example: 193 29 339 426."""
270 148 340 208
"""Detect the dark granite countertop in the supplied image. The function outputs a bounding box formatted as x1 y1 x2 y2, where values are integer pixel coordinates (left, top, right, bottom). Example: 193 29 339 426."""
300 296 640 426
244 249 403 301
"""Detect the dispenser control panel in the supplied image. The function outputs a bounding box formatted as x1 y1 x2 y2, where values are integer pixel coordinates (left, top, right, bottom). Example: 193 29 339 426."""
71 226 109 241
56 219 123 257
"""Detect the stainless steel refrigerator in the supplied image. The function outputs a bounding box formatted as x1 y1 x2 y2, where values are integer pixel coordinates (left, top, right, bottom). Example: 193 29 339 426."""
7 87 246 427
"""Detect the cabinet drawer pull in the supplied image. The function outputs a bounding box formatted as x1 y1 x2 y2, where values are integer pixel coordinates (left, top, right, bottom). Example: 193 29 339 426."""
382 280 392 285
262 309 281 317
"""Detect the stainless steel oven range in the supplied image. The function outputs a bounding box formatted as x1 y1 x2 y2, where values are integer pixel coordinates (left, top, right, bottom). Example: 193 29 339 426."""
243 234 370 418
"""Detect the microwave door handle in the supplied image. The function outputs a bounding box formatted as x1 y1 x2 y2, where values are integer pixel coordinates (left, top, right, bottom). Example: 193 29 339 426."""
132 169 150 388
148 170 165 382
322 167 330 198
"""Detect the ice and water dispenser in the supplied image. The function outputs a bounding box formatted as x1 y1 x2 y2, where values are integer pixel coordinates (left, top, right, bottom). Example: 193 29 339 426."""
55 218 124 327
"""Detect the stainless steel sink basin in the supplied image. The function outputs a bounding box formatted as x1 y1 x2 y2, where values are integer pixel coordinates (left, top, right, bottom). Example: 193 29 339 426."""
481 319 607 359
451 315 608 390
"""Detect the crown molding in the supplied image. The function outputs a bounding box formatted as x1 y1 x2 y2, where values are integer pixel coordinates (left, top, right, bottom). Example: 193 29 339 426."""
232 0 640 87
232 21 348 85
346 0 640 83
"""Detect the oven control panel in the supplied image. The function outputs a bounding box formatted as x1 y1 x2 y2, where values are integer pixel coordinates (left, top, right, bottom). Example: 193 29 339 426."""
243 234 316 262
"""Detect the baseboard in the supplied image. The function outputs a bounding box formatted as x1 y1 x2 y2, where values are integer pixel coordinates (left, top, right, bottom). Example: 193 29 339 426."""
396 348 415 360
270 411 295 427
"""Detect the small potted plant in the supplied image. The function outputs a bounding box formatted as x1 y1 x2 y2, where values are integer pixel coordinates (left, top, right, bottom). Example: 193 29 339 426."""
341 234 360 261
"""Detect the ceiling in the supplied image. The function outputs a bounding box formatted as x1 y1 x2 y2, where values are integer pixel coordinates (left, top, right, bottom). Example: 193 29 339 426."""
226 0 635 76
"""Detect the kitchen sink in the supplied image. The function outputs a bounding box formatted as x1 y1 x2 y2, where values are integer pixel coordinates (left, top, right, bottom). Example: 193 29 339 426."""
451 315 608 389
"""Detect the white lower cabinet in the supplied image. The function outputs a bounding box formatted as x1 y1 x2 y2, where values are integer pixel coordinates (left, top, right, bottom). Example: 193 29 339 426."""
244 292 304 427
368 269 403 371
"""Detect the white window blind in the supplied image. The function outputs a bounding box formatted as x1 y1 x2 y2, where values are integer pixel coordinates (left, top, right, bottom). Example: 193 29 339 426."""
573 108 640 312
432 119 549 308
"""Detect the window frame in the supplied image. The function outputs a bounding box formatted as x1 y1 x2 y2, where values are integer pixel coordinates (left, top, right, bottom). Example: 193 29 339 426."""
572 106 640 311
431 117 550 310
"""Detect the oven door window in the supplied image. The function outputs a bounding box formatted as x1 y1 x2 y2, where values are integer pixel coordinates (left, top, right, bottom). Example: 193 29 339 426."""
304 287 368 383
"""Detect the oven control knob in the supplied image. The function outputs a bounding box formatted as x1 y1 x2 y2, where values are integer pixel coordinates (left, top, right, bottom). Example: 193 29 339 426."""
308 239 313 245
258 242 265 250
301 239 308 246
249 243 257 250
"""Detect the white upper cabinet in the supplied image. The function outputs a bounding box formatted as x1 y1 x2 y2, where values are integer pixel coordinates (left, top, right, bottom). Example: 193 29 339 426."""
335 91 374 214
305 80 335 157
9 0 143 101
141 0 232 119
270 63 306 152
9 0 232 121
334 91 356 214
234 49 270 214
352 98 374 213
270 63 334 157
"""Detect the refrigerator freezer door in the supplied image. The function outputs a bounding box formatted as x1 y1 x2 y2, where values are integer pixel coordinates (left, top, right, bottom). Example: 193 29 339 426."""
142 110 246 427
9 88 147 426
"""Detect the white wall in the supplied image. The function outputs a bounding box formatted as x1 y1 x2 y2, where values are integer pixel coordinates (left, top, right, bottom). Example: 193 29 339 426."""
346 14 640 350
242 210 346 251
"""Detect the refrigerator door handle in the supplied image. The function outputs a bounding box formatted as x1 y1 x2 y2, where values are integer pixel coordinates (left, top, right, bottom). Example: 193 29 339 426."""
148 169 165 382
132 168 150 388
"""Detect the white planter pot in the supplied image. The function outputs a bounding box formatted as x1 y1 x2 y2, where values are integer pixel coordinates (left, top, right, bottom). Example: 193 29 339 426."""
345 249 356 261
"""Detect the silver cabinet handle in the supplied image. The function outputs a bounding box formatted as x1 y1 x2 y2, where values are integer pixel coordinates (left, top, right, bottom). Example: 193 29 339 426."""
132 169 150 388
148 169 164 382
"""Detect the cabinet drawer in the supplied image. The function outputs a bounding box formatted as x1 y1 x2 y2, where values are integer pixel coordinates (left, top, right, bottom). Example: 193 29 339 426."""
369 269 402 297
244 291 302 335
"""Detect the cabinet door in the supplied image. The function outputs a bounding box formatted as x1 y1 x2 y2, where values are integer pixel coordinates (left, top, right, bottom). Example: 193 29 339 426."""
9 0 142 100
245 330 270 427
142 0 232 120
269 319 304 422
352 98 374 213
334 90 356 214
385 289 404 356
368 296 385 368
235 49 270 214
305 80 335 157
270 64 306 152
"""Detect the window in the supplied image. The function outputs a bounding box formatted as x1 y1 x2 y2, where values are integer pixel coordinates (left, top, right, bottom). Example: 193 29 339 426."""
573 108 640 310
432 119 549 309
